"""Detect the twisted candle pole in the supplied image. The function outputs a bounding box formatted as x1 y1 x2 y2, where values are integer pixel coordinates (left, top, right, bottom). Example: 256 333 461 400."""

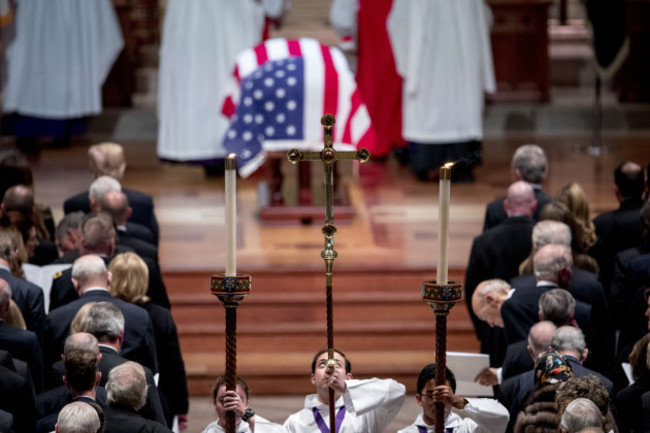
288 114 369 433
211 156 251 433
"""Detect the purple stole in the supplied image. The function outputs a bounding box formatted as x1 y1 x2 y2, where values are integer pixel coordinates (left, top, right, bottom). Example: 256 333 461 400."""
312 406 346 433
417 426 455 433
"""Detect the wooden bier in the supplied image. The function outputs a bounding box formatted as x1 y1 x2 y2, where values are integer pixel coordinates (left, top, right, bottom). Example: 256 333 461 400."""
487 0 552 103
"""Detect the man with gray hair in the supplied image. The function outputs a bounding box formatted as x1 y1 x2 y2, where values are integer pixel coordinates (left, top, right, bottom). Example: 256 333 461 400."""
45 255 157 374
49 212 169 312
483 144 551 231
560 398 604 433
54 211 85 261
104 362 172 433
55 401 102 433
63 142 159 243
86 302 166 425
551 326 612 393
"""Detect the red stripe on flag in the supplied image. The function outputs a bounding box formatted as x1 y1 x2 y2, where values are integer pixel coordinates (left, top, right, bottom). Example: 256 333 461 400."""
254 43 268 66
320 45 339 138
287 40 302 57
342 88 362 144
233 65 241 84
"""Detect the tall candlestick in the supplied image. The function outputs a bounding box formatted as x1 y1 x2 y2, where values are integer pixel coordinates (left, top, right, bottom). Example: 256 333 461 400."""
225 154 237 276
437 163 452 285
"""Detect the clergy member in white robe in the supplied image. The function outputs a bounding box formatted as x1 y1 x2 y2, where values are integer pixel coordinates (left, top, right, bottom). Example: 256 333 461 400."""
158 0 292 166
387 0 495 182
2 0 123 143
398 364 509 433
283 350 406 433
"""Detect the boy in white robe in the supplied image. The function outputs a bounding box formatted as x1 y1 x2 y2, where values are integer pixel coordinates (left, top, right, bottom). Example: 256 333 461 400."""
283 348 406 433
202 375 286 433
398 363 509 433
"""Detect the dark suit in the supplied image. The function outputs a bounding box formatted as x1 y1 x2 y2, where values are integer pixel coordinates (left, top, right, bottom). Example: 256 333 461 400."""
97 346 167 426
104 404 173 433
45 290 158 373
120 223 155 247
64 188 159 245
591 197 645 290
483 188 551 232
613 370 650 433
465 216 535 350
36 388 107 433
610 246 646 327
501 340 534 381
116 229 159 264
142 302 189 422
0 267 46 347
0 364 36 433
49 254 169 312
510 268 614 368
0 408 14 433
0 323 44 393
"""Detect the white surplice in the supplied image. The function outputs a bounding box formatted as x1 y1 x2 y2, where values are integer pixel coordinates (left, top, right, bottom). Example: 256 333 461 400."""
283 377 406 433
397 398 510 433
2 0 123 118
156 0 266 161
202 415 287 433
387 0 495 144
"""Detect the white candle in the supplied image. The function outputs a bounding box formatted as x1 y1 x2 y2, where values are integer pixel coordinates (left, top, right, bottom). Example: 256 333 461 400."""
437 163 453 285
225 154 237 276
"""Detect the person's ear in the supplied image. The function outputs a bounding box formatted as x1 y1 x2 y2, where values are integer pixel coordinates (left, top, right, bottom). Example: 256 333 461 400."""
71 278 80 292
126 207 133 220
96 371 101 386
581 348 589 363
416 394 423 408
310 373 316 386
346 373 353 380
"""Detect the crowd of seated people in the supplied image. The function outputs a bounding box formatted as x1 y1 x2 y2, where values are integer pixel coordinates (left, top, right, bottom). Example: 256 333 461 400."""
2 141 650 433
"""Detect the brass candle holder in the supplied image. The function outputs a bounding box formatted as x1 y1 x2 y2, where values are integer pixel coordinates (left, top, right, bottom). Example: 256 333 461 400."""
211 273 251 433
422 281 462 433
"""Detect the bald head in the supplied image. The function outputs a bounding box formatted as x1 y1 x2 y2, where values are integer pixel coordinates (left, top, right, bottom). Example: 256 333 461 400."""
472 279 511 328
100 190 130 226
534 244 572 286
2 184 34 216
63 332 100 357
505 181 536 217
527 321 556 360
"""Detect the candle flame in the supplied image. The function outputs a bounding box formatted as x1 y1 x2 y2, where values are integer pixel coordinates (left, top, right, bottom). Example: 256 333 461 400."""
443 162 455 168
228 153 237 159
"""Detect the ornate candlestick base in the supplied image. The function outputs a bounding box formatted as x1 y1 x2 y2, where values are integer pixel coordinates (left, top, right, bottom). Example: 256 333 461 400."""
211 273 252 433
422 281 462 433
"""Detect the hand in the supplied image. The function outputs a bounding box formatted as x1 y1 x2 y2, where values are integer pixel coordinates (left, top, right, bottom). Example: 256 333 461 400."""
474 367 499 386
432 385 466 409
176 414 189 431
222 390 246 418
325 366 347 394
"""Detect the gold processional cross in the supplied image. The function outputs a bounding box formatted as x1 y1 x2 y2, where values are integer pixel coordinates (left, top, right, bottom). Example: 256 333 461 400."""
288 113 369 433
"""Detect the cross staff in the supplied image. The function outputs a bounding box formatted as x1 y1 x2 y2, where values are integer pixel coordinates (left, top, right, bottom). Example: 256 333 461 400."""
288 113 369 433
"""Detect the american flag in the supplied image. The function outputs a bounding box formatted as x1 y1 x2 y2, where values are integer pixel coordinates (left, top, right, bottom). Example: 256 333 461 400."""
222 37 375 178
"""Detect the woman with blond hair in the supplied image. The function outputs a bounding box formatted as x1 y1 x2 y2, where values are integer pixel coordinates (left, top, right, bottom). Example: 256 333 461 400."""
109 252 189 430
555 182 598 254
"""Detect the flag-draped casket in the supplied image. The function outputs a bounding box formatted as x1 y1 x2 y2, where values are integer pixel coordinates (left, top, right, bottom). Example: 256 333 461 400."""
222 37 375 178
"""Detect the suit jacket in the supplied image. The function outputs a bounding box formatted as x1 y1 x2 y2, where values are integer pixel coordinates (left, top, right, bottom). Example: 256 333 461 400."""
120 223 156 246
64 188 159 245
591 197 645 289
49 254 169 312
97 346 167 426
0 267 46 347
0 323 44 393
36 388 107 433
104 404 173 433
142 302 189 420
116 229 159 264
614 371 650 433
0 364 36 433
465 216 535 339
510 268 614 367
45 290 158 373
483 188 551 232
0 408 14 433
610 246 647 326
501 340 534 381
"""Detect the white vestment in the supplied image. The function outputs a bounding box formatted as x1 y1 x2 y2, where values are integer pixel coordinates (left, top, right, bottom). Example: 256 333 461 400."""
387 0 495 144
157 0 265 161
397 399 509 433
202 415 287 433
2 0 123 118
283 378 406 433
